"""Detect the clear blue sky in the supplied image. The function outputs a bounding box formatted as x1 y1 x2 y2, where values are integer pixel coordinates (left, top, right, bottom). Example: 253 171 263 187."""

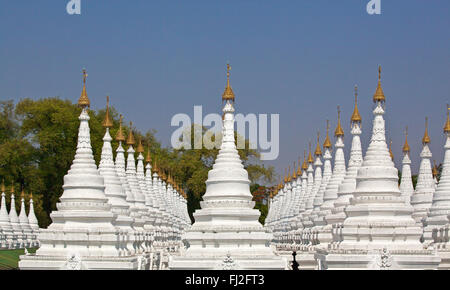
1 1 449 179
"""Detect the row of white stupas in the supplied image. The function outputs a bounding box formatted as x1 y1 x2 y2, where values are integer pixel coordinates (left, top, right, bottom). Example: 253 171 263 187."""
19 70 191 270
0 184 40 249
266 66 450 269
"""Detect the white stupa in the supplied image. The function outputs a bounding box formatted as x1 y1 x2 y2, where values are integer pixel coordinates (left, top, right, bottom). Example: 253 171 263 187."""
18 190 32 248
19 70 138 269
315 66 440 270
0 181 15 249
27 192 39 247
399 127 414 203
9 186 23 248
169 65 286 270
423 105 450 268
411 118 435 224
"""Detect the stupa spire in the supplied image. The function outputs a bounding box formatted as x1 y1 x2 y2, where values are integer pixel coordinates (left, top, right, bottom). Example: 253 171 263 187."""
373 65 386 103
27 191 39 231
351 85 362 124
222 63 235 103
78 69 90 108
400 127 414 203
0 180 14 248
422 117 431 145
403 126 410 153
102 96 113 128
334 106 344 137
115 115 126 142
444 104 450 134
323 120 332 149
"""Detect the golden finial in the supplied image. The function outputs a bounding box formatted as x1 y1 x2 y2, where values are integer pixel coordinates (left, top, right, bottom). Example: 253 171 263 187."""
287 166 292 182
102 96 113 128
115 115 126 142
30 191 33 199
222 63 235 103
1 179 4 192
323 120 332 149
145 144 152 163
432 160 438 177
137 138 144 153
373 65 386 103
78 68 90 108
11 184 14 194
292 162 297 179
126 122 136 146
314 131 322 156
296 157 302 176
284 168 288 183
422 117 430 145
335 106 344 137
444 104 450 134
402 126 410 153
21 188 25 198
351 85 362 123
389 139 394 161
307 142 314 163
302 151 308 170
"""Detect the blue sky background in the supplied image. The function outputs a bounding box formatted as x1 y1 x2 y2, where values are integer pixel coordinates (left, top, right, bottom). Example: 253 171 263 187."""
0 1 449 180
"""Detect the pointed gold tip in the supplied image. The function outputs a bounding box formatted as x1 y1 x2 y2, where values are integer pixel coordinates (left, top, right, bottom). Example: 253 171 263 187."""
78 69 90 108
444 104 450 134
21 189 25 198
296 157 302 176
137 138 144 153
373 65 386 103
351 85 362 123
315 131 322 156
145 144 152 163
11 184 14 194
402 126 410 153
222 63 235 103
422 117 431 144
432 160 438 177
323 120 332 149
307 142 314 163
115 115 126 142
126 122 136 145
102 96 113 128
335 106 344 137
292 162 297 179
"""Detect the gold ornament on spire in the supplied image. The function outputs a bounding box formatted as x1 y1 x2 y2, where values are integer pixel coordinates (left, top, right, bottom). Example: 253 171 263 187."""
444 104 450 134
432 160 438 178
351 85 362 123
287 166 292 182
307 142 314 164
422 117 430 145
21 188 25 198
335 106 344 137
115 115 126 142
145 144 152 163
389 139 394 161
373 65 386 103
314 132 322 156
137 138 144 153
1 179 4 192
126 122 136 146
284 168 288 183
297 157 302 176
222 63 235 103
402 126 410 153
302 151 308 170
102 96 113 128
323 120 332 149
78 69 90 108
11 184 14 195
292 162 297 179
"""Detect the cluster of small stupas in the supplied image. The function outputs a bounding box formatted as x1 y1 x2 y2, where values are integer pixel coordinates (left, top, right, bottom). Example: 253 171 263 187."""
0 182 40 249
19 70 190 270
266 66 450 269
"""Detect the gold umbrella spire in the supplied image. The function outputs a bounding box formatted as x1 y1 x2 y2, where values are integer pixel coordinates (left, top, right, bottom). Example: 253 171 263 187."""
373 65 386 103
335 106 344 137
351 85 362 123
284 168 288 183
402 126 410 153
78 68 90 108
389 139 394 161
297 157 302 176
287 166 292 182
314 131 322 156
323 120 332 149
145 144 152 164
422 117 430 145
115 115 126 142
102 96 113 128
444 104 450 134
302 150 308 170
292 162 297 179
126 122 136 146
307 142 314 164
222 63 235 103
136 138 144 153
432 160 438 178
21 188 25 198
11 184 14 195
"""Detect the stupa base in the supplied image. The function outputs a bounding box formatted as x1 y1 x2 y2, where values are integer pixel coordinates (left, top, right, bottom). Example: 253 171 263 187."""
314 248 440 270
